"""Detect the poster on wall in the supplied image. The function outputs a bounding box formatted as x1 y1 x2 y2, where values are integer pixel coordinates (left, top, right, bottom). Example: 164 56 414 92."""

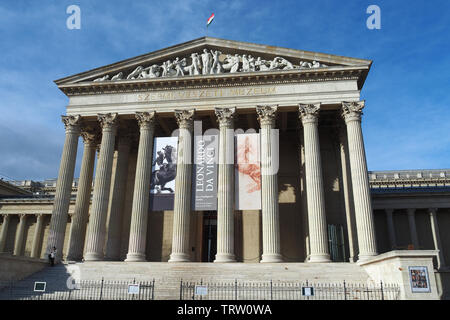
409 266 431 293
234 133 261 210
149 136 178 211
192 134 218 211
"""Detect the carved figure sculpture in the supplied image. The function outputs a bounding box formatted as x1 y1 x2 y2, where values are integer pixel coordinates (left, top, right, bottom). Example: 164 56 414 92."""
190 53 201 75
127 66 144 79
93 75 110 82
241 54 250 72
111 72 123 81
201 49 212 75
222 54 240 73
255 57 269 71
173 57 186 77
139 64 160 78
248 55 255 71
210 50 223 74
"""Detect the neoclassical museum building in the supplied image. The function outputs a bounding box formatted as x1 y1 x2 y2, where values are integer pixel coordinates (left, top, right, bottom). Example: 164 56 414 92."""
0 37 449 299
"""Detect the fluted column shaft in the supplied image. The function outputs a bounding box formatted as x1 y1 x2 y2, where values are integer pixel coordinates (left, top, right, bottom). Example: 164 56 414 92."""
214 107 236 263
126 112 156 262
385 209 397 250
105 136 131 260
429 208 445 269
299 104 331 263
84 113 118 261
31 214 45 258
169 109 195 262
407 208 419 249
66 132 97 261
14 214 27 256
339 128 356 262
342 101 377 262
0 215 10 252
46 115 81 261
257 105 283 263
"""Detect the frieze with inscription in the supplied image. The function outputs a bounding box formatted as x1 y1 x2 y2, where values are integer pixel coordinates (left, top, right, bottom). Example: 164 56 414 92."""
137 86 277 102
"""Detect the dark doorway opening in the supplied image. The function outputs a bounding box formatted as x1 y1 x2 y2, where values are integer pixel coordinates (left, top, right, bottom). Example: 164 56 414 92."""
202 212 217 262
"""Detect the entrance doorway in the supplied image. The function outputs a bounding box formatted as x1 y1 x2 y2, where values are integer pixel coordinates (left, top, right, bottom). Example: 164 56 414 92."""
202 212 217 262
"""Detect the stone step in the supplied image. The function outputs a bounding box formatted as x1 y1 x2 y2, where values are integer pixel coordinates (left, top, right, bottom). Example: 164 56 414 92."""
1 262 375 300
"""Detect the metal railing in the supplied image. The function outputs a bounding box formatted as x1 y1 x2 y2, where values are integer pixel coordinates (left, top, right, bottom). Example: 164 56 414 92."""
180 280 401 300
0 278 155 300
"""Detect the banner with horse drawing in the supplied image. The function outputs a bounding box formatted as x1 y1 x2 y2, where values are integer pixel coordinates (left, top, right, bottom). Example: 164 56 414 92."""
234 133 262 210
150 136 178 211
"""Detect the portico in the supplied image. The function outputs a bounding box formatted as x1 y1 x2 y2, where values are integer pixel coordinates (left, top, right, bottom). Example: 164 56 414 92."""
40 37 381 264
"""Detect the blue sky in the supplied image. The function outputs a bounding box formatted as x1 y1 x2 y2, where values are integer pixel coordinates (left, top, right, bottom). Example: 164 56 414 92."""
0 0 449 180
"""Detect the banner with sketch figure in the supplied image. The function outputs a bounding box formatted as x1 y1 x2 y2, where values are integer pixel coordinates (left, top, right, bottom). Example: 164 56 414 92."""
192 134 218 211
150 136 178 211
234 133 261 210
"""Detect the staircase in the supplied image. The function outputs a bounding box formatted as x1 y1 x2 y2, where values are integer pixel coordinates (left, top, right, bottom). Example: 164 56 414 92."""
0 262 374 300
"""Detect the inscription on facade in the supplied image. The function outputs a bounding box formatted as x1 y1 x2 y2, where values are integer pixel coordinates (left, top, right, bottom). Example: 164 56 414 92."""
137 86 277 102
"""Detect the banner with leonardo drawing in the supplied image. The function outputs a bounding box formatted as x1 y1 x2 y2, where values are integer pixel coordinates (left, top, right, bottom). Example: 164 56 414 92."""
150 136 178 211
192 134 218 211
234 133 261 210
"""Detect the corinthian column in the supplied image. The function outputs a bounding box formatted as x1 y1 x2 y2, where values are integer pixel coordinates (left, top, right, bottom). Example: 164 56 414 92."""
14 214 27 256
84 113 118 261
256 105 283 263
31 214 45 258
0 215 10 252
342 101 377 262
385 209 397 250
429 208 445 269
298 103 331 263
66 130 98 261
46 115 81 261
169 109 195 263
407 208 419 249
214 107 236 263
105 134 132 261
125 112 156 262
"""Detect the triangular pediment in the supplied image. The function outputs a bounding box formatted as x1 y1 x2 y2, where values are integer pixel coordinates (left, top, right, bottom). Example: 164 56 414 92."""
55 37 372 86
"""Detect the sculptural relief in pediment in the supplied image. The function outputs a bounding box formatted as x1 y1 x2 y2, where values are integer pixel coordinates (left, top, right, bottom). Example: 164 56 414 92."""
92 49 330 82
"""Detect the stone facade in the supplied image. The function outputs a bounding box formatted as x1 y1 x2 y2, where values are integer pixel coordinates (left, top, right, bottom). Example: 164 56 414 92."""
0 37 449 299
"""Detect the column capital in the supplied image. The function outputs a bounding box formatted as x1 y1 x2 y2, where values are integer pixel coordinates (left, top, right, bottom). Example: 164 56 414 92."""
175 109 195 129
135 111 156 129
428 208 438 215
80 129 100 146
342 101 365 122
298 103 321 124
19 213 27 220
97 113 119 130
61 115 81 133
215 107 236 127
35 213 44 219
256 105 277 127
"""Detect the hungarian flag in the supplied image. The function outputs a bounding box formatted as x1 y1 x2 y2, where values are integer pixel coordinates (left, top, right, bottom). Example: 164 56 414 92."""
207 13 215 27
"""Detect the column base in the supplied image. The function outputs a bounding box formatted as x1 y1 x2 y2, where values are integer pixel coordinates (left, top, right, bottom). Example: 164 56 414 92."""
168 252 191 263
66 255 83 262
84 252 104 261
357 253 378 263
214 253 236 263
260 253 283 263
125 253 146 262
308 254 331 263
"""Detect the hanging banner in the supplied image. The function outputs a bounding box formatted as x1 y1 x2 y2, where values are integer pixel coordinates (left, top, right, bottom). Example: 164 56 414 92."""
150 136 178 211
235 133 261 210
192 134 218 211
